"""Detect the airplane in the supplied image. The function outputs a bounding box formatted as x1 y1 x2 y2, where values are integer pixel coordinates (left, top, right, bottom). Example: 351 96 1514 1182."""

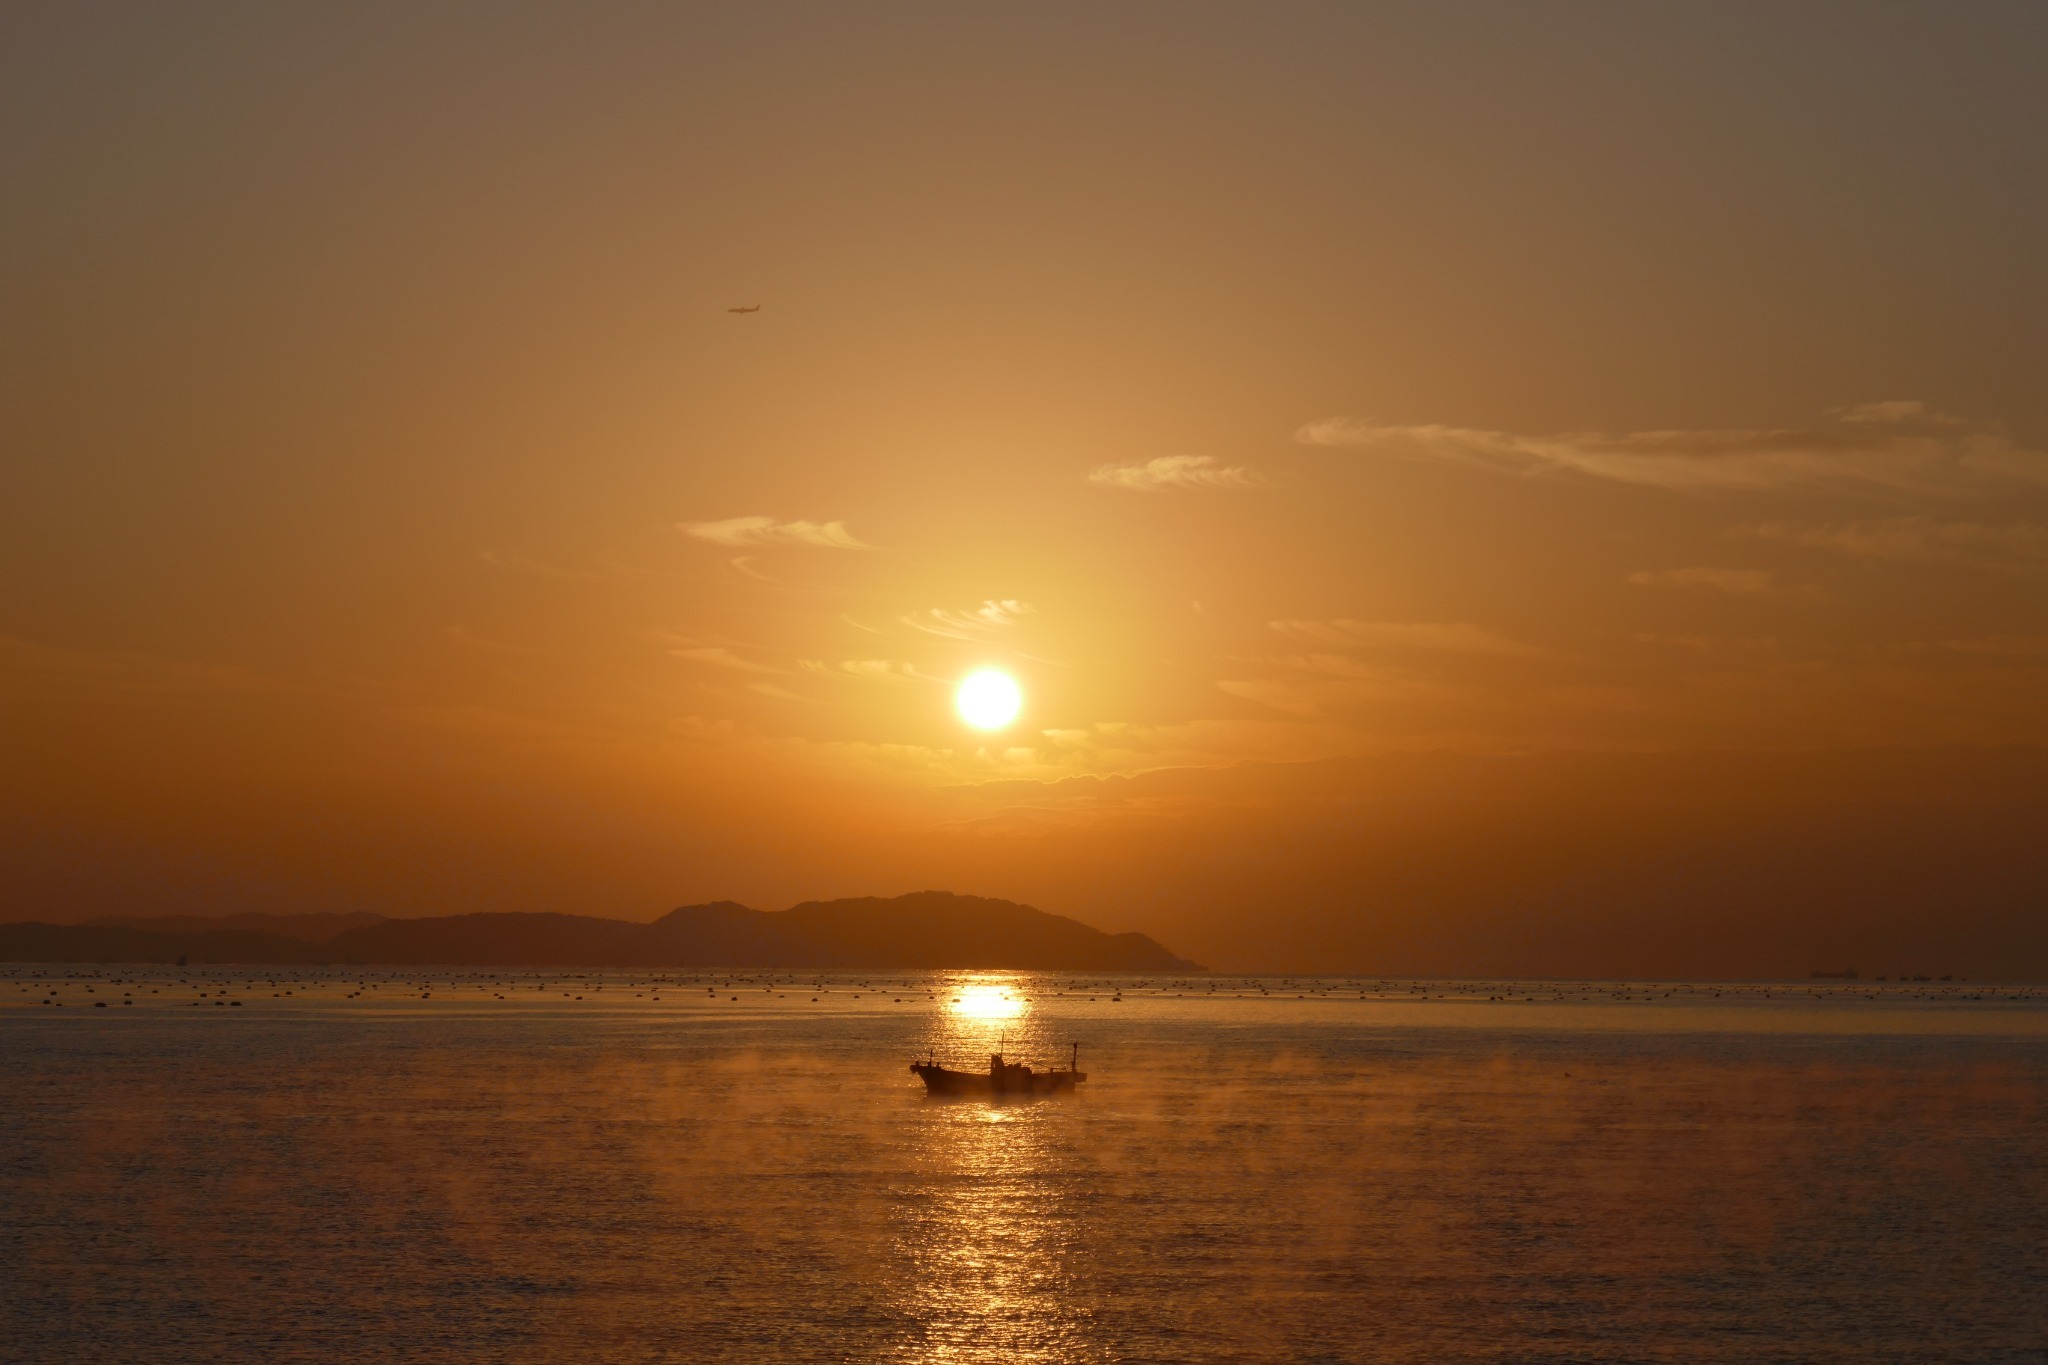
727 304 761 314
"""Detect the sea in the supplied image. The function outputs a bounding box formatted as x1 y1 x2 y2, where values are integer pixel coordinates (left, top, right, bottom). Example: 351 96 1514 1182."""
4 967 2045 1363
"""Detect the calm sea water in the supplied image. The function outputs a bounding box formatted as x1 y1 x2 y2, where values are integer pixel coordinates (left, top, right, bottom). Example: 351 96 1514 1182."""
4 967 2046 1363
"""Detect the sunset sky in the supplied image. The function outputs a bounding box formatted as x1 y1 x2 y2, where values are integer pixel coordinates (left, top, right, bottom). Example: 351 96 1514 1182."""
6 4 2047 974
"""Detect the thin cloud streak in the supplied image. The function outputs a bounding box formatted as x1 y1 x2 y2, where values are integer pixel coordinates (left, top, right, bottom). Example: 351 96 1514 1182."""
1269 619 1540 656
1748 517 2048 570
1834 400 1964 426
1627 567 1777 594
680 516 873 549
902 599 1036 640
1088 455 1267 492
745 682 811 703
1294 406 2048 498
669 646 781 673
800 659 945 683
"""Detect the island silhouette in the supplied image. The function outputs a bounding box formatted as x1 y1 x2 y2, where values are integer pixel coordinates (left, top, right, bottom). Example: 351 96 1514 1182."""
0 891 1200 971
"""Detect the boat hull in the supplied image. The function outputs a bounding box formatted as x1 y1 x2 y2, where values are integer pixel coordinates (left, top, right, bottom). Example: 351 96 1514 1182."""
910 1063 1085 1098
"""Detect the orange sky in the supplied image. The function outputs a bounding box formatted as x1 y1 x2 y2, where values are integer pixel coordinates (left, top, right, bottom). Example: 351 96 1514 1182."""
5 4 2047 974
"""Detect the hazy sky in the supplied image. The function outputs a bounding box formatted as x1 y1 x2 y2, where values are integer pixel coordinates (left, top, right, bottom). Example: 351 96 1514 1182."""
5 3 2047 970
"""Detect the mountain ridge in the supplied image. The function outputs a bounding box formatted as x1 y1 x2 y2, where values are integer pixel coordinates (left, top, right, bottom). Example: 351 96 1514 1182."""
0 892 1201 971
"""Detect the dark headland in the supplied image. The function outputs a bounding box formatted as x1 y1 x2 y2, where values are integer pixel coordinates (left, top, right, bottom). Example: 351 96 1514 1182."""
0 891 1201 972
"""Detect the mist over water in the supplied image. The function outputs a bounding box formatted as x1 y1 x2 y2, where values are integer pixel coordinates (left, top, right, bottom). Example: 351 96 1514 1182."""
5 971 2046 1362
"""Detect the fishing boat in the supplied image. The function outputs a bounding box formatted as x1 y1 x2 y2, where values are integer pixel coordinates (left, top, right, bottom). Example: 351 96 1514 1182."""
910 1044 1086 1097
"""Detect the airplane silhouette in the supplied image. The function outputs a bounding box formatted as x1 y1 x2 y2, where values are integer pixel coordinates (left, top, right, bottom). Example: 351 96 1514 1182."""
727 304 761 314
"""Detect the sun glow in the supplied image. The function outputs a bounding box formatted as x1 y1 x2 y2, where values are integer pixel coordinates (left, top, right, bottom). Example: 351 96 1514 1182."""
955 669 1022 730
948 983 1027 1020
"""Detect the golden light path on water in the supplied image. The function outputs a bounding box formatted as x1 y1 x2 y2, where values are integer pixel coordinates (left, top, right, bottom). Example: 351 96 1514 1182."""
903 974 1093 1362
947 981 1027 1022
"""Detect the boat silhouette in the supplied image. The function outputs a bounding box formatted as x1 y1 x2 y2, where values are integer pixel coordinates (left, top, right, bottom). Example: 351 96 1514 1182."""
911 1043 1086 1098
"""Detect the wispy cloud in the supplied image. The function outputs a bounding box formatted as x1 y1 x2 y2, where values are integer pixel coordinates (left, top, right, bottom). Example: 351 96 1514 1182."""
1626 567 1776 594
800 659 943 683
1833 400 1962 426
1748 517 2048 570
679 516 872 549
1214 622 1544 722
902 599 1036 640
1634 633 1779 654
1269 619 1540 655
1215 657 1450 719
1252 654 1414 681
1294 405 2048 498
668 645 780 673
1215 678 1325 717
1088 455 1266 492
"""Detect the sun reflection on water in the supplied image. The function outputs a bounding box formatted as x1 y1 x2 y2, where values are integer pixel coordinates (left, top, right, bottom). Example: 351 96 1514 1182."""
948 981 1027 1022
932 975 1061 1073
891 973 1100 1358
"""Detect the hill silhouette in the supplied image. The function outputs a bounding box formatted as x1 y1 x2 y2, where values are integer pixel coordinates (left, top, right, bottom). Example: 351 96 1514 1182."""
0 892 1199 971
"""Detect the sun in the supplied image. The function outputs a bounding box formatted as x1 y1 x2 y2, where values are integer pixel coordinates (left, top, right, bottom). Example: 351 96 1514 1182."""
955 669 1022 730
